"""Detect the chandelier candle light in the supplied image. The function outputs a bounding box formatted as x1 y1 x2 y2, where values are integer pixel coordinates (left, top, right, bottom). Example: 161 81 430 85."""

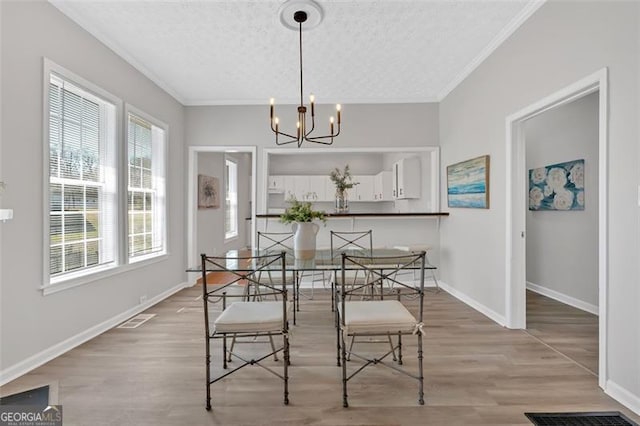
270 0 341 147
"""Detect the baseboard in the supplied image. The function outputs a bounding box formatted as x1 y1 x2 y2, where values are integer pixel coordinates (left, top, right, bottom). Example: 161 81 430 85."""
438 281 506 326
526 281 599 316
605 380 640 416
0 281 189 387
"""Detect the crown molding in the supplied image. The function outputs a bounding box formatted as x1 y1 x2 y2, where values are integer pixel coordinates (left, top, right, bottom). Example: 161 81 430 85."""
437 0 546 102
49 0 186 105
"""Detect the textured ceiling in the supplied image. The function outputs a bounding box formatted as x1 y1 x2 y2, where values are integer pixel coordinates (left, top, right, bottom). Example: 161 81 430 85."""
50 0 543 106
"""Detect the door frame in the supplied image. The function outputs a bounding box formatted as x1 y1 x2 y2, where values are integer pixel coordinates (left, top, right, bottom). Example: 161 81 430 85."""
504 68 608 388
187 145 257 282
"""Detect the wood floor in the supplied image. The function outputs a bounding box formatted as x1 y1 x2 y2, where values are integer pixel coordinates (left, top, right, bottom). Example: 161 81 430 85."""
1 286 637 426
526 290 598 375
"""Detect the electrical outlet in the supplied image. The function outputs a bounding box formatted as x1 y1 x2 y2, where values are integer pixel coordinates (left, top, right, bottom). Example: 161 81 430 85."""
139 295 148 305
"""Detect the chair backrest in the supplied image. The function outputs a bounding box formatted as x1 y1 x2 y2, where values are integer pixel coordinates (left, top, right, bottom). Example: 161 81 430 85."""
330 230 373 261
257 231 294 253
340 251 426 319
200 251 288 304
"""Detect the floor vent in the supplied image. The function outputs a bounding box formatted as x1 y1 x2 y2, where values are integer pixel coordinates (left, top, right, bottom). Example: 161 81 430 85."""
525 412 637 426
117 313 156 329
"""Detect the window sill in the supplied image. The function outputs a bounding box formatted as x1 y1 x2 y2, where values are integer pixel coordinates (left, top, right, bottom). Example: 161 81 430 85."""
224 234 239 243
41 253 169 296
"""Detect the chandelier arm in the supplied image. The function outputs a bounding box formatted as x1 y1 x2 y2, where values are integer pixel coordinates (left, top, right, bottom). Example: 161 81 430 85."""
275 129 299 140
305 113 316 137
276 135 303 146
306 123 341 141
306 135 335 141
302 136 333 145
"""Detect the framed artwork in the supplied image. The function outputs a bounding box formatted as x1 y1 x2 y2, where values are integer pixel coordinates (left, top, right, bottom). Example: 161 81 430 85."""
447 155 490 209
198 174 220 209
529 159 584 211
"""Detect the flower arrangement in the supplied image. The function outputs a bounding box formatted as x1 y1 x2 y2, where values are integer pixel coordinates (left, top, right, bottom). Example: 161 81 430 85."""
329 164 359 193
280 195 326 224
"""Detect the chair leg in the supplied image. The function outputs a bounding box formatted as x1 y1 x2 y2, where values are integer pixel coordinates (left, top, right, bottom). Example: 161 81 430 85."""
223 333 228 370
397 331 403 365
335 307 341 366
283 332 290 405
268 334 279 362
387 334 397 361
418 332 424 405
346 336 355 361
341 330 349 408
227 334 236 362
205 339 211 410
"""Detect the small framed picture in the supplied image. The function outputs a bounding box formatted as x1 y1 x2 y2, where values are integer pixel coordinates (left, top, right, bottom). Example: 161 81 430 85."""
198 175 220 209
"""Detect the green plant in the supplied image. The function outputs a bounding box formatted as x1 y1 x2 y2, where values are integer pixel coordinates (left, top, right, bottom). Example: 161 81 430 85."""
280 195 326 224
329 164 359 193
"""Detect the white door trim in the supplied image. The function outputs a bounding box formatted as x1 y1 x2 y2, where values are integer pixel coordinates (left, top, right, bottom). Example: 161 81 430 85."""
187 146 257 282
504 68 608 389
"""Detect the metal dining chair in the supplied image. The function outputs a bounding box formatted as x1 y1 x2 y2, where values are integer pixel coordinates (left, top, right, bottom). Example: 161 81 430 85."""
201 251 290 410
335 251 427 407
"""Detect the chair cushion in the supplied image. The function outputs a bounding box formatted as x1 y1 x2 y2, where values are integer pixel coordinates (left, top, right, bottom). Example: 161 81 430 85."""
338 300 417 335
214 301 285 333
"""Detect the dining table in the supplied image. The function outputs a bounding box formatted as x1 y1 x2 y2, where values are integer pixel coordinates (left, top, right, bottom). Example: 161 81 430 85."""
188 247 436 324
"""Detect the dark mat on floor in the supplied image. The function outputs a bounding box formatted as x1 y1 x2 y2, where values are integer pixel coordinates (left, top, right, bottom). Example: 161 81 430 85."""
525 412 638 425
0 385 49 406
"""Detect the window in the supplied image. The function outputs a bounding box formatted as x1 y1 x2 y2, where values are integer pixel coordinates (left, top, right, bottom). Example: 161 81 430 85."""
127 111 167 261
224 158 238 240
48 72 118 283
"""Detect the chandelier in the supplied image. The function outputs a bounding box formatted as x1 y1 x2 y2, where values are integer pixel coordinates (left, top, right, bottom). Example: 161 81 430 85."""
270 0 341 148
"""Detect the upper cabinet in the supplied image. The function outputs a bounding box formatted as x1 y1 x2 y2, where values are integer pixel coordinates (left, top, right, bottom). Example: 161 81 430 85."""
268 175 285 193
392 157 421 199
352 175 375 202
374 171 393 201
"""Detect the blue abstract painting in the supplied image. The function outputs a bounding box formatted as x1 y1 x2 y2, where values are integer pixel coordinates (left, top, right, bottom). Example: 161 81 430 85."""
529 159 584 211
447 155 490 209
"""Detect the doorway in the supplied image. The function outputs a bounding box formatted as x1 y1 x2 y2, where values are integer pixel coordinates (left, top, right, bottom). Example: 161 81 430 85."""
523 92 599 375
505 69 608 388
187 146 257 283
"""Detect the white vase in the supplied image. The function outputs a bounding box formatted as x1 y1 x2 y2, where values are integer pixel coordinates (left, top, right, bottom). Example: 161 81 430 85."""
292 222 319 260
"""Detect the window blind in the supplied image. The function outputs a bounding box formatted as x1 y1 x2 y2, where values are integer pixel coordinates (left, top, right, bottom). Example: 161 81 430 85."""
127 113 166 260
48 74 117 280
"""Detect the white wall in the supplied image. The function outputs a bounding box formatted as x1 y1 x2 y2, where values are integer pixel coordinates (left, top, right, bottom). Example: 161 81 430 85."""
439 0 639 407
196 152 250 257
0 1 185 378
525 92 599 308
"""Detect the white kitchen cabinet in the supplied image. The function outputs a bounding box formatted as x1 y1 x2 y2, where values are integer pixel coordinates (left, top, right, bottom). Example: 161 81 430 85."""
282 175 325 201
393 157 421 199
308 176 329 201
268 175 285 193
353 175 375 201
374 171 393 201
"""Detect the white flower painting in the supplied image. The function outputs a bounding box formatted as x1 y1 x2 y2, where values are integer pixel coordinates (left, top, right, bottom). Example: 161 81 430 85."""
528 159 584 211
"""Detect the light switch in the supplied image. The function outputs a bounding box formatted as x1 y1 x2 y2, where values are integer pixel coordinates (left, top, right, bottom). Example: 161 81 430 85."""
0 209 13 221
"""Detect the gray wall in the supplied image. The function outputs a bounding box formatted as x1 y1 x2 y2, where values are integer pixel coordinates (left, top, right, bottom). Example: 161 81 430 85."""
184 103 440 213
196 152 251 257
525 92 599 308
0 2 185 374
185 103 442 265
439 0 638 400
